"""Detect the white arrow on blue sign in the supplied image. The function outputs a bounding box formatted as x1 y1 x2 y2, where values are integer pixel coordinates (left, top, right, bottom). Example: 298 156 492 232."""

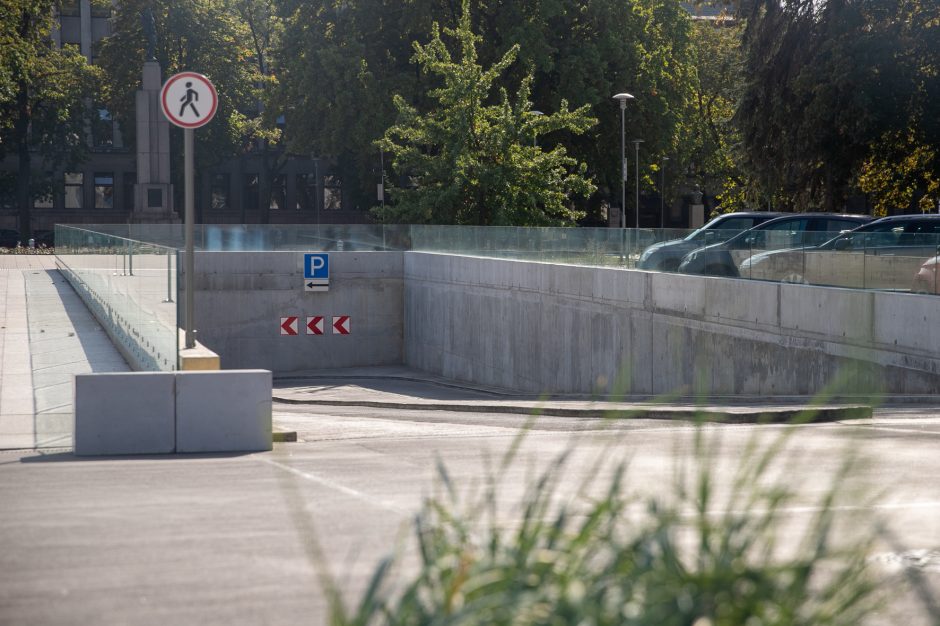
304 253 329 292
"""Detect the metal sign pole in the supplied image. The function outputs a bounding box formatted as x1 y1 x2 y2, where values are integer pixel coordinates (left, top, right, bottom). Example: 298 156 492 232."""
184 127 195 349
160 71 216 352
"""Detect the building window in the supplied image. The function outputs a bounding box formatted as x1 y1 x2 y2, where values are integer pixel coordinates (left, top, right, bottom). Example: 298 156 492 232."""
323 175 341 210
295 173 317 210
60 0 80 17
64 172 83 209
33 175 54 209
270 175 286 210
94 173 114 209
94 107 113 147
0 174 14 210
210 174 230 209
243 174 259 210
147 188 163 208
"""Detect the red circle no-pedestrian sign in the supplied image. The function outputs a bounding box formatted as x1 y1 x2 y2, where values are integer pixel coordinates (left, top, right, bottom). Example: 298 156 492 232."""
160 72 218 129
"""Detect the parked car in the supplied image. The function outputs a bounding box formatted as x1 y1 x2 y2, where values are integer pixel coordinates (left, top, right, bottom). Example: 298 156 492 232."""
0 229 20 249
636 211 787 271
740 214 940 289
677 213 873 277
912 255 940 294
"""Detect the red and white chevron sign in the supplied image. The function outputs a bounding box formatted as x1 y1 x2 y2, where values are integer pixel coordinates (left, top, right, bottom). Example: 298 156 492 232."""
332 315 350 335
306 316 324 335
280 316 299 336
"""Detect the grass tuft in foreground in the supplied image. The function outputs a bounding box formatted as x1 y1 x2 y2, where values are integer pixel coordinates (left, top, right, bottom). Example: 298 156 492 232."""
324 418 888 626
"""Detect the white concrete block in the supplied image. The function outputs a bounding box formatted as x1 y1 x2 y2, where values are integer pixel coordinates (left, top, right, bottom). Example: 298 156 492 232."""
650 272 706 316
705 278 779 326
175 370 272 453
779 285 872 342
74 372 175 456
873 292 940 355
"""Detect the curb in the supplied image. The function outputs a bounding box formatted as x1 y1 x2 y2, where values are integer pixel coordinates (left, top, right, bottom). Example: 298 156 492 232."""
271 396 873 424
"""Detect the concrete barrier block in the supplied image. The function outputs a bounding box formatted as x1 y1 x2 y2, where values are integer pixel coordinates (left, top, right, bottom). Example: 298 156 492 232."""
779 285 872 342
873 292 940 354
650 272 706 316
593 268 646 305
544 264 585 298
175 370 272 453
74 372 176 456
705 278 778 326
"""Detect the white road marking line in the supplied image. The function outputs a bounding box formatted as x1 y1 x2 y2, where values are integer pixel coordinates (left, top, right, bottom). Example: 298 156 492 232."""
852 425 940 436
258 456 407 515
698 500 940 519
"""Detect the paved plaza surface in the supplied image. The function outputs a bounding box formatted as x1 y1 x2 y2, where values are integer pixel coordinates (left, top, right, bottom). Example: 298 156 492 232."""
1 259 940 624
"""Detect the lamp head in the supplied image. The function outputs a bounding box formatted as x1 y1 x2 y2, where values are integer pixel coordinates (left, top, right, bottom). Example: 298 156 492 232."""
612 92 635 109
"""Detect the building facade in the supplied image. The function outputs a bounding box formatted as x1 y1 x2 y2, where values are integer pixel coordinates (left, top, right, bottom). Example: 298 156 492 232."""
0 0 371 238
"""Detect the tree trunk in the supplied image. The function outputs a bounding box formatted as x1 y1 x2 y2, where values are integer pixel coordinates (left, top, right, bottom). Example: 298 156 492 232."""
259 142 271 225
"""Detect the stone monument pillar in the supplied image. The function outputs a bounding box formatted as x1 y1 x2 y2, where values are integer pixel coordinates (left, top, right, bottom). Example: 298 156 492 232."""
132 61 178 223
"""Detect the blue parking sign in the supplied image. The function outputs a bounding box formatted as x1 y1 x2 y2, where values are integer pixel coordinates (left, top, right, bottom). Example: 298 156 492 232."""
304 253 329 280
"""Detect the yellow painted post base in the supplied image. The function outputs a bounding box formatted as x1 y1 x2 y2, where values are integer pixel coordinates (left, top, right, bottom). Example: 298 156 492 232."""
178 330 221 370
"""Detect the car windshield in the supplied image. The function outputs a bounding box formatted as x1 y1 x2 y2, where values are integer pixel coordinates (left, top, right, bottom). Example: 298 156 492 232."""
684 216 759 242
820 219 940 249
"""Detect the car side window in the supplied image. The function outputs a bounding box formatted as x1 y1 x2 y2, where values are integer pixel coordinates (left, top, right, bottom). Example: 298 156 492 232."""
755 218 809 250
716 217 758 231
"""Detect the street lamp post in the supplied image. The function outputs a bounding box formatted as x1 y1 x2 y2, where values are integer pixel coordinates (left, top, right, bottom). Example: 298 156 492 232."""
660 156 669 229
632 139 644 229
612 93 634 229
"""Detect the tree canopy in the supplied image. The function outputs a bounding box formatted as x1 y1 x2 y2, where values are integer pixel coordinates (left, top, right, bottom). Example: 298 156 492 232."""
736 0 939 212
97 0 277 214
275 0 697 221
0 0 103 237
375 1 596 226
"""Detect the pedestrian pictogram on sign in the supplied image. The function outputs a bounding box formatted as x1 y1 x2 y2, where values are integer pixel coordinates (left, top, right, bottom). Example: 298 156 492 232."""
306 316 324 335
332 316 350 335
280 316 299 336
160 72 218 129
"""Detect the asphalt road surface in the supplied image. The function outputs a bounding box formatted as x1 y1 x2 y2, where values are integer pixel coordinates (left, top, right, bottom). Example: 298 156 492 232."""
2 398 940 625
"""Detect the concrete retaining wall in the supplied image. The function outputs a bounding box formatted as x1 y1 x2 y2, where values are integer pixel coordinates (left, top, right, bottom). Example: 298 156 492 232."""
191 251 403 372
403 253 940 396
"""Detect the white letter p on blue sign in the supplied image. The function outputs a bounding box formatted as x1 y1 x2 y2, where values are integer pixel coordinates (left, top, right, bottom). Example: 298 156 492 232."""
304 253 329 280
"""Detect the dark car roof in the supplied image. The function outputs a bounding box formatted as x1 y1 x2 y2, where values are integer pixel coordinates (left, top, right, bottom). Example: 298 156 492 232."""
714 211 789 218
717 213 871 246
865 214 940 223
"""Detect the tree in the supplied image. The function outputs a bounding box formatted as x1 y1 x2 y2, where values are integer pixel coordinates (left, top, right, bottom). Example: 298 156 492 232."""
273 0 443 213
97 0 274 217
275 0 696 221
736 0 923 211
673 18 754 213
858 132 939 216
0 0 102 238
375 1 596 226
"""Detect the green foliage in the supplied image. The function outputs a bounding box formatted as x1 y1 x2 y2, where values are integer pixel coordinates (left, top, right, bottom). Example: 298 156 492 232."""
736 0 940 212
858 132 940 216
0 0 103 237
676 20 755 212
274 0 696 218
375 2 596 226
97 0 272 171
325 423 883 626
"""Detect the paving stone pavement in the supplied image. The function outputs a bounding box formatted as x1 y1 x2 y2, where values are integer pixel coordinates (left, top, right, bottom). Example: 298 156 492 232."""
0 255 129 450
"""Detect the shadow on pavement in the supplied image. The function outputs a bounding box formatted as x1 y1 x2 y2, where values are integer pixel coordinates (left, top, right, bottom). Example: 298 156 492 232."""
19 450 258 463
